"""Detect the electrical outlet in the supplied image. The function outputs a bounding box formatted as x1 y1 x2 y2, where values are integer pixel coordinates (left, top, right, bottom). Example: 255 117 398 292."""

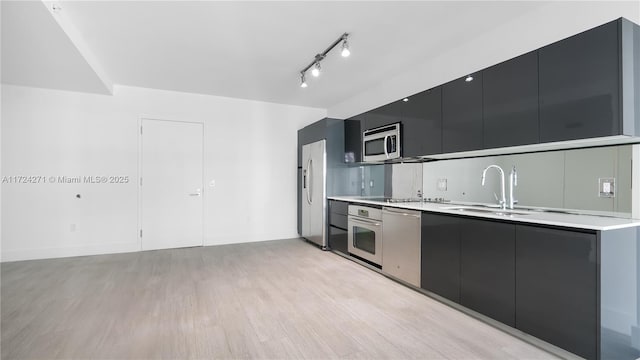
598 178 615 198
437 178 448 191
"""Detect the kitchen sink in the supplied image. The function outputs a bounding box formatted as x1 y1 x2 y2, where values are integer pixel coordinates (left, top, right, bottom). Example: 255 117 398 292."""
441 204 609 217
515 207 577 215
441 206 531 216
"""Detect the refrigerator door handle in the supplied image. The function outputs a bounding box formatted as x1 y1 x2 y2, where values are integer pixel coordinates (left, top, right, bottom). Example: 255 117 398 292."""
306 158 312 204
303 169 307 189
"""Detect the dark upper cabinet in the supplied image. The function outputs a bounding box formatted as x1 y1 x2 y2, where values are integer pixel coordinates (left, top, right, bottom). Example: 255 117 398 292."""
401 87 443 157
345 18 639 157
344 117 363 163
538 20 620 142
421 213 461 303
460 219 516 327
442 72 483 153
364 101 402 131
483 51 539 148
515 225 597 360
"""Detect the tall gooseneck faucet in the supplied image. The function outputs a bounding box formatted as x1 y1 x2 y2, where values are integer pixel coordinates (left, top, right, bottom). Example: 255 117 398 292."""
481 165 506 210
509 166 518 210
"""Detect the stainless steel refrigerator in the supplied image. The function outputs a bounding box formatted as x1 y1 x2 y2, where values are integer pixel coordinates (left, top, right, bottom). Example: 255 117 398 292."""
301 139 327 249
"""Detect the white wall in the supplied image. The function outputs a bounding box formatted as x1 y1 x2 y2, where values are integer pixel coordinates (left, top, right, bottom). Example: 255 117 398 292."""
327 1 640 119
1 84 326 261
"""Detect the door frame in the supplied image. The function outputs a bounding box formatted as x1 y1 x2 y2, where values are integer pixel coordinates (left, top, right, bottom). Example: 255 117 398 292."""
137 116 205 251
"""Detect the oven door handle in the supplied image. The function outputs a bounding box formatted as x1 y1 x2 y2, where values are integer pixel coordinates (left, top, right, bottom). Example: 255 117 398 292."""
349 217 381 227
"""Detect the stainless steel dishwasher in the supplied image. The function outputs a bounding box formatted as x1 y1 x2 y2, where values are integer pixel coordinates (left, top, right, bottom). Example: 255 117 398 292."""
381 207 422 287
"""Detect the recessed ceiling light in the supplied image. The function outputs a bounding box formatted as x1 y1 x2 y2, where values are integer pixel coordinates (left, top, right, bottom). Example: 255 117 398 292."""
403 98 409 102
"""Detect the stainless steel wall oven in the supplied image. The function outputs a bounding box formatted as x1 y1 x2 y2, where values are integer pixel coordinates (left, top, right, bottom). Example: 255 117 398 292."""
347 204 383 265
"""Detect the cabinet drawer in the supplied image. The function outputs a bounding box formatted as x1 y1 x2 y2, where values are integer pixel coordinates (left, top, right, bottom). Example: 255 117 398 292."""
329 213 348 229
329 226 348 254
329 200 349 215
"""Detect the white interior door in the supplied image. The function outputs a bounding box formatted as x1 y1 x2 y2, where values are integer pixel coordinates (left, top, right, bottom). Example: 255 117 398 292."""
141 119 203 251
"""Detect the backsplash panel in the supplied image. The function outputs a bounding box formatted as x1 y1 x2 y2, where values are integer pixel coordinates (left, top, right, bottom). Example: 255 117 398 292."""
422 144 633 216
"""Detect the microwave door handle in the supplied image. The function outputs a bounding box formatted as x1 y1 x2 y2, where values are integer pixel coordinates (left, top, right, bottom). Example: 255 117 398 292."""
383 135 390 158
306 159 312 204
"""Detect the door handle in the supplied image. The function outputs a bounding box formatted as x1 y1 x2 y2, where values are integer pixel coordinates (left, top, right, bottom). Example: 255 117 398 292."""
307 159 313 204
189 189 201 196
383 135 390 158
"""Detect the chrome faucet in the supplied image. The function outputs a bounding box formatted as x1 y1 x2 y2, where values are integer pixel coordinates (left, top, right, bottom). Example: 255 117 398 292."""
509 166 518 210
481 165 506 210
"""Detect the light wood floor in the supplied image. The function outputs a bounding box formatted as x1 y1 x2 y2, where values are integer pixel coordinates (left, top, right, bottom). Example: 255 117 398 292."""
1 239 559 359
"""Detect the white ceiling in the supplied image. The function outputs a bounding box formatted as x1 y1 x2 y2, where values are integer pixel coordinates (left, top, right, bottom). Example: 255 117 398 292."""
1 1 112 94
2 1 562 108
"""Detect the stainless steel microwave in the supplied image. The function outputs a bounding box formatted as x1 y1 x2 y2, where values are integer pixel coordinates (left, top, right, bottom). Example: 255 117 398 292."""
362 123 401 162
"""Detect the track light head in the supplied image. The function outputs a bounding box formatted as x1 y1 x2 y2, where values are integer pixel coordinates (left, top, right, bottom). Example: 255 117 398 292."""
341 38 350 57
300 73 308 88
311 62 321 77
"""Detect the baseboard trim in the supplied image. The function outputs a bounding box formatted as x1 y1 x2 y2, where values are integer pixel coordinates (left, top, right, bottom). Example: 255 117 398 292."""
1 242 140 262
205 233 299 247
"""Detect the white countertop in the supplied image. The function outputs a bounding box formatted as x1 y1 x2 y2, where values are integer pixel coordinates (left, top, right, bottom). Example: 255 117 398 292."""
328 196 640 231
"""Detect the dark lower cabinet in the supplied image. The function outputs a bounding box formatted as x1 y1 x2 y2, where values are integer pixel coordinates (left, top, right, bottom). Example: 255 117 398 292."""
421 213 461 303
419 211 603 358
442 72 483 153
460 219 515 326
329 200 349 254
329 226 348 254
515 225 598 360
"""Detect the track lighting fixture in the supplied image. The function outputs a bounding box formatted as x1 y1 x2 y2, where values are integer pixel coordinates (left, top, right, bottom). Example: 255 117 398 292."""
298 32 350 88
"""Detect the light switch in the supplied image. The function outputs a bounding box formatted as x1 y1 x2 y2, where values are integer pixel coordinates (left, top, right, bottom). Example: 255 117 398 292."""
598 178 615 198
437 178 448 191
